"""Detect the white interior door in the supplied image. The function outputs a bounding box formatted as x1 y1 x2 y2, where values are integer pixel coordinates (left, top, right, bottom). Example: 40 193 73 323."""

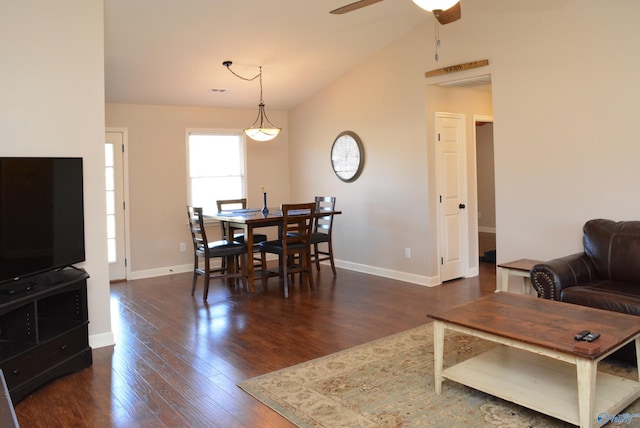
105 131 127 281
436 113 468 281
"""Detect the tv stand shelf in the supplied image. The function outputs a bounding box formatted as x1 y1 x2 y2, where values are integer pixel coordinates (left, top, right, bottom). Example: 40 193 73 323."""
0 268 92 403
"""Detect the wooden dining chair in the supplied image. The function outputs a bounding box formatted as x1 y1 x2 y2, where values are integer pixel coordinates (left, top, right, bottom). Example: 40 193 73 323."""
216 198 267 273
259 202 316 298
310 196 337 275
187 206 247 301
216 198 267 244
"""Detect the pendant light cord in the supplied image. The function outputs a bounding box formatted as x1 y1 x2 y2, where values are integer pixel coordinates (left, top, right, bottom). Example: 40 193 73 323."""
222 60 280 141
223 64 265 102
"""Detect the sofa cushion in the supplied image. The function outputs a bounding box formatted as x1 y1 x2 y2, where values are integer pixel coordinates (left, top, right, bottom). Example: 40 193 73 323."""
583 219 640 283
561 280 640 316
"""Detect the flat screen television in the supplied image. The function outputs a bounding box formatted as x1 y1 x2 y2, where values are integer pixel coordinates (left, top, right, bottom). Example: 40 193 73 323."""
0 157 85 286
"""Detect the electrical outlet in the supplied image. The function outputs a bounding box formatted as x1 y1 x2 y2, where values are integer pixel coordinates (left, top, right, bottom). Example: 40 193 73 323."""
404 247 411 258
179 242 186 252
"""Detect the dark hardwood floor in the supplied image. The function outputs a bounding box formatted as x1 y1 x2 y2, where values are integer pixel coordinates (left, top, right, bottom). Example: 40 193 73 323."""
14 263 496 427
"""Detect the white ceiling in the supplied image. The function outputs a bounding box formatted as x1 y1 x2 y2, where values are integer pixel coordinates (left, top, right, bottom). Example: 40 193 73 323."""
104 0 432 110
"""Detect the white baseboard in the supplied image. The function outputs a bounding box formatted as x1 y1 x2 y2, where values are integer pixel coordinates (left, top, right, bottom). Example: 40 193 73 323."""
334 259 441 287
89 331 115 349
467 265 479 277
128 255 281 281
129 258 441 287
128 263 193 280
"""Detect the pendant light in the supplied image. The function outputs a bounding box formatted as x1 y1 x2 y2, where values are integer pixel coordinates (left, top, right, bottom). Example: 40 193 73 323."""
223 61 281 142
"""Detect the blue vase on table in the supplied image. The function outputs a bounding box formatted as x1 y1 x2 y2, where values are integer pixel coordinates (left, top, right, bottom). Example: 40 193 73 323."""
261 192 269 215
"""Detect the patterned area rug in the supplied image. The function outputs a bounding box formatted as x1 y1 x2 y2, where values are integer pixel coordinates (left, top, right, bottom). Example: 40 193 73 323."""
238 324 640 427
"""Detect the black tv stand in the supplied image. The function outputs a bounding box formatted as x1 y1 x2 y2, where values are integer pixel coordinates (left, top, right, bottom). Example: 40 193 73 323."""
40 270 66 286
0 268 92 403
0 282 37 296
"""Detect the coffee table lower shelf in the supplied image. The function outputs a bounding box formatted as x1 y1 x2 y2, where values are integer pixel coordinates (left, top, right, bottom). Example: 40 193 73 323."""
442 345 640 427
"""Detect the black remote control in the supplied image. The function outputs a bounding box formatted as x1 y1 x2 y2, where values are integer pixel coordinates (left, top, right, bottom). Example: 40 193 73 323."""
584 332 600 342
574 330 590 341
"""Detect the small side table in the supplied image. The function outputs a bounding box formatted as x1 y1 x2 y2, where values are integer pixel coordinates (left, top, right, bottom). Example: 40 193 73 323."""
496 259 542 294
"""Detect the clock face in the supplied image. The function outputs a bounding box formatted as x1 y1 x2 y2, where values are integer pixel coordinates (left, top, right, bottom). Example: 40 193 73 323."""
331 131 364 182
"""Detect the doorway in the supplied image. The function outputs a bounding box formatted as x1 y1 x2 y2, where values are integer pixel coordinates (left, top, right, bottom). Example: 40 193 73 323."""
428 75 494 282
474 118 495 264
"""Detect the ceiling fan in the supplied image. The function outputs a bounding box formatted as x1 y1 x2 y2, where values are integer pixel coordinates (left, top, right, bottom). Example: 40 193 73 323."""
330 0 461 25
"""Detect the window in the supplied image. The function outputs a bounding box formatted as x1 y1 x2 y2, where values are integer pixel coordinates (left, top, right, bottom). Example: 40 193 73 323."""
105 143 116 263
187 131 246 214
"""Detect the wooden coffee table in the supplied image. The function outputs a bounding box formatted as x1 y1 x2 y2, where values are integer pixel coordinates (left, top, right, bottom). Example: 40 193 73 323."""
428 293 640 428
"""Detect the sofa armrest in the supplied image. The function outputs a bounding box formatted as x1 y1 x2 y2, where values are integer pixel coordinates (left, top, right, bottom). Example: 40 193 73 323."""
530 253 596 300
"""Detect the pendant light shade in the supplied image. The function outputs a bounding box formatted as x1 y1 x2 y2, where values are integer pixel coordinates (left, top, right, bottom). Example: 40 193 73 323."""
223 61 280 142
244 102 280 142
411 0 458 12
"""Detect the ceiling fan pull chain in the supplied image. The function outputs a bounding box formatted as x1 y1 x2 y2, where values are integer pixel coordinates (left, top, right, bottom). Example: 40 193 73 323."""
434 21 441 61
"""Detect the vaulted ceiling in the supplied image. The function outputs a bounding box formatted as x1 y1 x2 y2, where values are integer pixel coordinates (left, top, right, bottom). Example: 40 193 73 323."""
104 0 431 110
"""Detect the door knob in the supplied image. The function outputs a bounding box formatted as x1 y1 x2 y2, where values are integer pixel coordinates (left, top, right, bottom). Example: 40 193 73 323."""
459 203 466 209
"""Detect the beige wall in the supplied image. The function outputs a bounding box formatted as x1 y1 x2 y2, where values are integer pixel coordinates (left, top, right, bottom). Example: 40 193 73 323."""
289 0 640 283
105 104 290 277
107 0 640 286
286 44 492 285
288 31 436 284
104 0 640 288
485 0 640 260
1 1 113 347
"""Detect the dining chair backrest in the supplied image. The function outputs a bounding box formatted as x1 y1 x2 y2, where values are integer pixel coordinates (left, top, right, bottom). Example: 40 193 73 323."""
187 205 208 252
313 196 336 237
310 196 337 275
259 202 317 298
216 198 247 212
281 202 316 253
216 198 247 240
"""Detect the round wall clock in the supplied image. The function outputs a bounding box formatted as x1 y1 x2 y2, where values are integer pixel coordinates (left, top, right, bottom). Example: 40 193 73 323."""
330 131 364 182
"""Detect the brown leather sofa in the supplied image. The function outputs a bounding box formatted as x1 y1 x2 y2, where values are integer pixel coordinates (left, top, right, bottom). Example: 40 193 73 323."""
530 219 640 361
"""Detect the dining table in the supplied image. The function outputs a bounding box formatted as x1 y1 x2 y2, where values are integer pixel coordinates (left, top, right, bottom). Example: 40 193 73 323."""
206 207 342 292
